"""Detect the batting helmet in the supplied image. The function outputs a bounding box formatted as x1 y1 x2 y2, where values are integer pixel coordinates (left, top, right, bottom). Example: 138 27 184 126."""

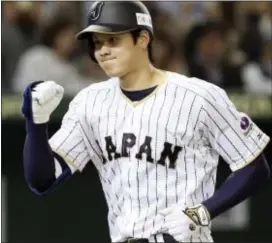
76 1 154 62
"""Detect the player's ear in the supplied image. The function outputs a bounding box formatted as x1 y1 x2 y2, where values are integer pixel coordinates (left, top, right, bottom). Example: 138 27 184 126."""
137 30 150 49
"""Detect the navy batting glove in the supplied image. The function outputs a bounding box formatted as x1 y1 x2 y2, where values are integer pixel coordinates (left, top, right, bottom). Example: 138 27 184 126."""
21 81 44 121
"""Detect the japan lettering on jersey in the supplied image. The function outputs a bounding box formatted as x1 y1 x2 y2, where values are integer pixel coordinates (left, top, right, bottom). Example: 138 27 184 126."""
49 71 270 242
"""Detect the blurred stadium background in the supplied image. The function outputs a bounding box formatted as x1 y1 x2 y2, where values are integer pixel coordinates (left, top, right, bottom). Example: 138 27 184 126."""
1 1 271 243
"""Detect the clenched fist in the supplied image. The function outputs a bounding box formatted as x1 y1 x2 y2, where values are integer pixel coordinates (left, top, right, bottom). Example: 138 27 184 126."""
22 81 64 124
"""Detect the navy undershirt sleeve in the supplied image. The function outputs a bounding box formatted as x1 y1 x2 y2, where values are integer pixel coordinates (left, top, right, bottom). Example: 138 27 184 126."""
24 121 55 193
203 153 271 219
24 120 72 195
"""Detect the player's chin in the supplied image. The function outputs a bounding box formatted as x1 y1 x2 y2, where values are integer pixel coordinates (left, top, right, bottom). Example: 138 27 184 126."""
102 67 126 78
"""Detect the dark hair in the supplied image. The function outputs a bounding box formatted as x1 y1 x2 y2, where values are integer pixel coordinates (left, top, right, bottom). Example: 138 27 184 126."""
130 29 154 63
41 16 75 48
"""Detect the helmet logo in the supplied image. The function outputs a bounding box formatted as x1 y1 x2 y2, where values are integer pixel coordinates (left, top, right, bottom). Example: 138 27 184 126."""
136 13 153 28
89 1 104 21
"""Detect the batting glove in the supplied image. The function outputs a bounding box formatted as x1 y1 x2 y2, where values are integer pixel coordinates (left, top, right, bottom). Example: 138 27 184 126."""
22 81 64 124
159 204 211 242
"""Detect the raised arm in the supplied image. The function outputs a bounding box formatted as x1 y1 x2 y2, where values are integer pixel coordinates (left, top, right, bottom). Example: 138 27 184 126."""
22 81 72 195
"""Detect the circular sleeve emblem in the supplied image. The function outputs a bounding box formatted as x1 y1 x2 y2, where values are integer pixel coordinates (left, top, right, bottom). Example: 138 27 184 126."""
240 116 250 130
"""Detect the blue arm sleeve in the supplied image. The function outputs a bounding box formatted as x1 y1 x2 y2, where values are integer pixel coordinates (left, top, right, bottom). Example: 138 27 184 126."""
24 121 56 193
203 153 271 219
24 121 72 195
22 81 72 196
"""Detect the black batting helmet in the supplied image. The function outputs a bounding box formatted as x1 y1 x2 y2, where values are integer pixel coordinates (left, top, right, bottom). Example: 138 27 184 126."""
76 1 154 62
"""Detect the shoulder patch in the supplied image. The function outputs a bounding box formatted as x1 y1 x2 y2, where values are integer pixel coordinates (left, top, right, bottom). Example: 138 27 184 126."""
239 113 253 137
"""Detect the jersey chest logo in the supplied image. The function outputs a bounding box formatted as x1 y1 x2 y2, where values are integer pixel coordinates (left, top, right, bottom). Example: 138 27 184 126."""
97 133 183 169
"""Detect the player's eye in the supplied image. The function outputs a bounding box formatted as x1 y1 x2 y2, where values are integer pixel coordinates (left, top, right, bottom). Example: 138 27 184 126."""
93 40 103 49
109 37 118 45
93 40 101 46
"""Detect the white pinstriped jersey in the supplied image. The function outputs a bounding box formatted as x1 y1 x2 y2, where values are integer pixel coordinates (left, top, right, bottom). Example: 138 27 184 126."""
49 71 270 242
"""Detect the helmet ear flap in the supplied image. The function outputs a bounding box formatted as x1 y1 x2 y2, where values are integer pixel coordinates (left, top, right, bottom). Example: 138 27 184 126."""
87 38 98 63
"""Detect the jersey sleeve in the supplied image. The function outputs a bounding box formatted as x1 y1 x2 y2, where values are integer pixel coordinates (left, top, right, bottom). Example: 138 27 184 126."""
49 89 101 173
201 85 270 172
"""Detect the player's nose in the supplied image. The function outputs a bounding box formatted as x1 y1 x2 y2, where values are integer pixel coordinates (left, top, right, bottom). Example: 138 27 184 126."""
99 44 111 57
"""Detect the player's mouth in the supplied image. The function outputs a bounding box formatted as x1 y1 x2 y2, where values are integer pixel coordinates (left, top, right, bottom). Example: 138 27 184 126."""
100 57 116 63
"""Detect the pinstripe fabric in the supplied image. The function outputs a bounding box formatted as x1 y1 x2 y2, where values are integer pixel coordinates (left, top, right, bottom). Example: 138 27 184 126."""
49 72 270 242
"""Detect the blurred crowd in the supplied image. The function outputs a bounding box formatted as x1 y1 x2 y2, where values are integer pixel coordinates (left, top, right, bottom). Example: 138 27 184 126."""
2 1 271 96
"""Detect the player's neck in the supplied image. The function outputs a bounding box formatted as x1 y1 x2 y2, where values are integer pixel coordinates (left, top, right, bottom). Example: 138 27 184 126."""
119 65 165 91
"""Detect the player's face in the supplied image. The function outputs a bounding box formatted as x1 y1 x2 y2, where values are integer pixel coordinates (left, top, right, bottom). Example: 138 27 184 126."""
92 32 144 77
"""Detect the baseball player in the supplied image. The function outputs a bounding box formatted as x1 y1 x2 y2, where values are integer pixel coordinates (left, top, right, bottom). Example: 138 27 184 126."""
21 1 271 243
